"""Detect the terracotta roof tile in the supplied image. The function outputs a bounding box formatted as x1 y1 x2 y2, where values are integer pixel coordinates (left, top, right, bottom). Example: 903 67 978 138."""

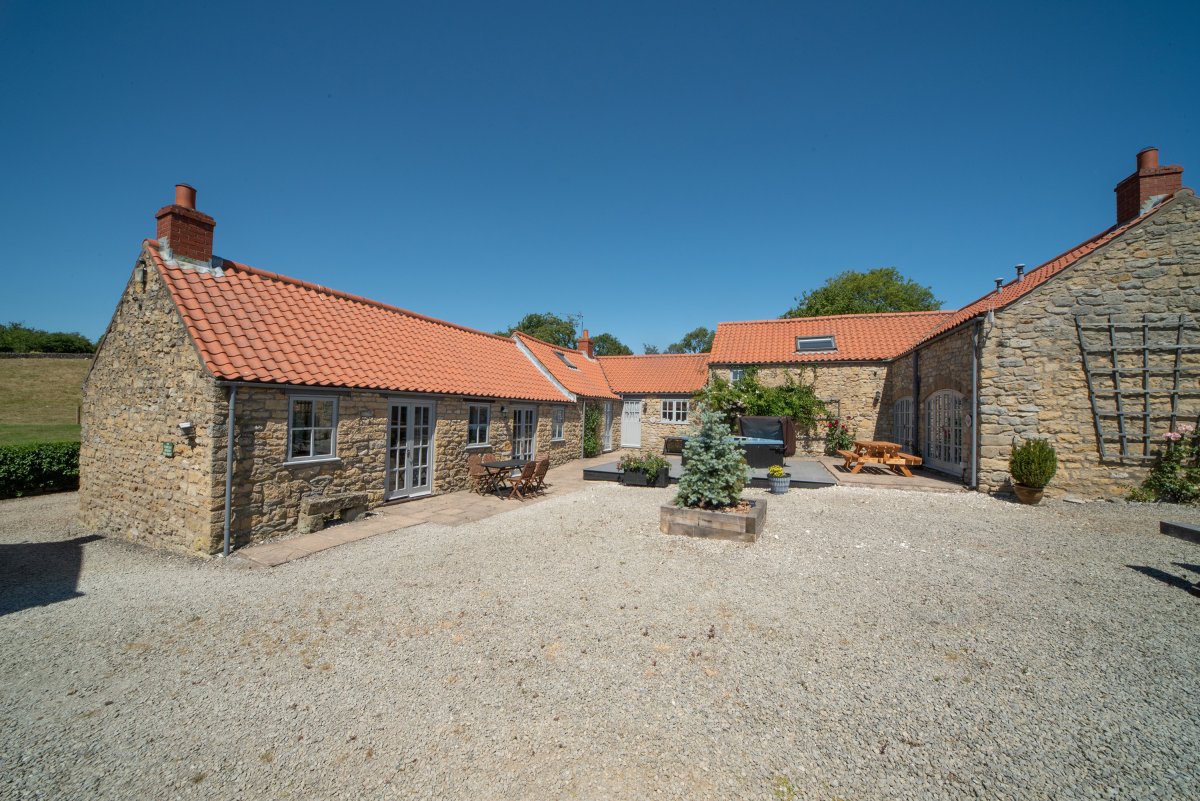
597 353 710 394
710 311 955 364
146 242 570 402
513 333 620 400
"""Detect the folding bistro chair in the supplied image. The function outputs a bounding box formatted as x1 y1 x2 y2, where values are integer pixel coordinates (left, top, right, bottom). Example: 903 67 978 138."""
507 461 538 500
532 458 550 494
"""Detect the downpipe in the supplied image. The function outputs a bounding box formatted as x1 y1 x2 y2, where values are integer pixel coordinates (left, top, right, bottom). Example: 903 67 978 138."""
222 384 238 557
970 321 980 490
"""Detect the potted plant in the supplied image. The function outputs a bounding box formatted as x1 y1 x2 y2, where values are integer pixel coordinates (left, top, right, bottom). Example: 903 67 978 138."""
766 464 790 494
618 451 671 487
660 411 764 542
1009 438 1057 504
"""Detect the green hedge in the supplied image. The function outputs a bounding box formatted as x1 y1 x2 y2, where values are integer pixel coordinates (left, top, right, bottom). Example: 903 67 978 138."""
0 441 80 499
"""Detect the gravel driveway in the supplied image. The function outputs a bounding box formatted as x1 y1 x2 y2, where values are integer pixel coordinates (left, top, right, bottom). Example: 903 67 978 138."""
2 486 1199 800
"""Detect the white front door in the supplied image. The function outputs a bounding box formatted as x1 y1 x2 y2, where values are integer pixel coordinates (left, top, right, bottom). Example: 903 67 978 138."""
924 390 963 476
603 402 614 451
621 399 642 447
387 400 437 500
512 406 537 461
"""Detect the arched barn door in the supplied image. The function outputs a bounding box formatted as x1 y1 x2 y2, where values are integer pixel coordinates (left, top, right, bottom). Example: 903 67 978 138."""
924 390 963 476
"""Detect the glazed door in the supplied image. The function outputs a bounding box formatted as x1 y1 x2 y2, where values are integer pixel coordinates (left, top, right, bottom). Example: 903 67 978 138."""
621 399 642 447
387 401 437 499
603 402 614 451
924 391 963 476
511 406 537 461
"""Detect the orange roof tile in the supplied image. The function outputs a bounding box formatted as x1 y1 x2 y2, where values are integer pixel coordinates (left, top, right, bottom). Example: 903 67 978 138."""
911 195 1178 347
513 333 620 400
710 311 955 364
598 353 710 394
147 242 570 402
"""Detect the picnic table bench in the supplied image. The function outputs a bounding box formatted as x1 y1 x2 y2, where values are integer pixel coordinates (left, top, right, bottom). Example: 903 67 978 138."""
837 441 923 477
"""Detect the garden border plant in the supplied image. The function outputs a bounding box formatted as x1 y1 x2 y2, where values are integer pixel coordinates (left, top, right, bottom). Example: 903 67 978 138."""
1130 424 1199 504
0 441 81 499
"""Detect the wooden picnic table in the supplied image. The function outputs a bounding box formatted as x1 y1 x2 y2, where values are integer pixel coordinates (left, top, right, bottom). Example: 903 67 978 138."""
836 440 922 477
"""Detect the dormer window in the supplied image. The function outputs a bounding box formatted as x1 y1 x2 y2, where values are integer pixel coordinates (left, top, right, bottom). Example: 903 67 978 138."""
796 335 836 353
556 352 579 370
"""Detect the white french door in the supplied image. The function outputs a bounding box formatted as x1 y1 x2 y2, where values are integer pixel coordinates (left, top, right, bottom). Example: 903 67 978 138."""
386 400 437 500
621 399 642 447
892 397 914 453
511 406 537 461
603 402 614 451
924 390 963 476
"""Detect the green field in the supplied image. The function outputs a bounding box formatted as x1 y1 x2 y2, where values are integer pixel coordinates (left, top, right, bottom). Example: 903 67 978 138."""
0 358 91 446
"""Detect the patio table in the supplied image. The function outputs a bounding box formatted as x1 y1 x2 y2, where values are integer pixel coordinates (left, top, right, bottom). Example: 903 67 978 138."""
482 459 527 494
839 440 916 477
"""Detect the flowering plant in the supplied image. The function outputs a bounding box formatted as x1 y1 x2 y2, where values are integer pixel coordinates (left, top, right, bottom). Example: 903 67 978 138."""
823 419 854 455
1130 424 1199 504
767 464 788 478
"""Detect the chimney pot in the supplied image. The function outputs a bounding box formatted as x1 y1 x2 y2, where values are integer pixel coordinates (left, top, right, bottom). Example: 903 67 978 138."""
175 183 197 209
1115 147 1183 224
995 278 1004 291
578 328 593 358
1136 147 1159 171
1015 264 1025 280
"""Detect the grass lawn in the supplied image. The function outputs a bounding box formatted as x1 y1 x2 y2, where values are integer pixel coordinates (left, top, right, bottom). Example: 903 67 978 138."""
0 358 90 446
0 423 81 447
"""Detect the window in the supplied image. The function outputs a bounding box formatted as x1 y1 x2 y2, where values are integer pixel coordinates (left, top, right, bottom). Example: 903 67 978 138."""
796 335 837 353
468 404 491 446
661 399 689 423
288 396 337 462
730 368 745 382
555 352 579 370
892 397 914 453
551 406 566 441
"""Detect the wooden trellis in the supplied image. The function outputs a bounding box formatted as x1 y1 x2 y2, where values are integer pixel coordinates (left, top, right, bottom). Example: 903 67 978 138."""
1075 315 1200 459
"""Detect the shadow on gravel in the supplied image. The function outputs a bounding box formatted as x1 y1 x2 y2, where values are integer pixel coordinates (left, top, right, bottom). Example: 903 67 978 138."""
1172 562 1200 575
0 535 104 616
1126 564 1200 595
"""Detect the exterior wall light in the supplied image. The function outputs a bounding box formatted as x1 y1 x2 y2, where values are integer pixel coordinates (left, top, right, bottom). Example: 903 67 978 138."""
178 421 196 438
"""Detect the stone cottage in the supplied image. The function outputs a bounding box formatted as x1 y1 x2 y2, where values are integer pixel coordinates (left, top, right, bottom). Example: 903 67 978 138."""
708 148 1200 498
596 353 711 453
80 186 613 556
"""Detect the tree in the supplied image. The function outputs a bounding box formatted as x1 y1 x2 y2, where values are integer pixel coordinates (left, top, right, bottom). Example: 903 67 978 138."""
0 322 94 353
496 312 579 348
643 344 661 354
674 410 747 509
692 367 826 435
590 332 632 356
666 326 714 353
782 268 940 318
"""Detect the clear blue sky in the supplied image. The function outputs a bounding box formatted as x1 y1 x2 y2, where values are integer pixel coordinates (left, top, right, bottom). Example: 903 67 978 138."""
2 0 1197 351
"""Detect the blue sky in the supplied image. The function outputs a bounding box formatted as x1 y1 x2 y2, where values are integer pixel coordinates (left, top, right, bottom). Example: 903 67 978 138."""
2 0 1197 351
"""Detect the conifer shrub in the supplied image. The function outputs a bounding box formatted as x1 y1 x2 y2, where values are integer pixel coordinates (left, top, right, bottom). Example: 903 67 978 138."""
674 410 748 509
1009 438 1057 489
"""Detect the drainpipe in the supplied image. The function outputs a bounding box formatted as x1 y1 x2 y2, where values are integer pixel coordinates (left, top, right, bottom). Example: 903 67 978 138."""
580 400 586 458
222 384 238 557
970 321 980 490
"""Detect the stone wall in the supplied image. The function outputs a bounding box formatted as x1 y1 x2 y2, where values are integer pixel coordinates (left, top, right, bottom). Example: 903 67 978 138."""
977 193 1200 498
710 364 887 455
625 395 694 453
79 252 226 555
905 326 975 480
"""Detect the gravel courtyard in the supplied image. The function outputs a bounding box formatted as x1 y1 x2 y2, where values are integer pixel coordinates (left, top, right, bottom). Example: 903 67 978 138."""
3 485 1200 801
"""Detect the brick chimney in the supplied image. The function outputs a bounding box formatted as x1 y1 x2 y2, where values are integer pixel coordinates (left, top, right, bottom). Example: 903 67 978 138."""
578 329 593 358
1114 147 1183 225
156 183 215 263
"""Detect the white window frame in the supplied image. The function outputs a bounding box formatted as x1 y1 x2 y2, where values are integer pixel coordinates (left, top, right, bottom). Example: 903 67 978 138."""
467 403 491 447
661 398 690 424
287 395 338 463
551 405 566 441
730 368 745 382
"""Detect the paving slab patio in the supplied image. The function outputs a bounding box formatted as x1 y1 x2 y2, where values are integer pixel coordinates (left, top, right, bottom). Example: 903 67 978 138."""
235 452 611 568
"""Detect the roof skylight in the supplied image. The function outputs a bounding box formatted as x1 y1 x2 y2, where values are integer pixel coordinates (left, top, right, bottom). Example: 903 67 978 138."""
556 351 579 370
795 335 837 353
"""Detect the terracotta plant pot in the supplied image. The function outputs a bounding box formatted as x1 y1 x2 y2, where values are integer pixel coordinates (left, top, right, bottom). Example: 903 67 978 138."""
1012 484 1045 505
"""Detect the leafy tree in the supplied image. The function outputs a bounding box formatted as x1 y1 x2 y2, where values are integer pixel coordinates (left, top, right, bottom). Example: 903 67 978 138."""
590 332 632 356
666 326 714 353
782 267 940 318
643 344 661 354
0 322 94 353
674 410 747 509
496 312 579 348
692 368 826 434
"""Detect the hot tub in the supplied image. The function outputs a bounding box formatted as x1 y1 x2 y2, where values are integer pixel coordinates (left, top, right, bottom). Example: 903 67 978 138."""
677 436 787 469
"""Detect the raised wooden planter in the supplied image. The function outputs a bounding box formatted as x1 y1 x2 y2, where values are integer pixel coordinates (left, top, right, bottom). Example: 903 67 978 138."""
659 499 766 543
620 466 670 488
